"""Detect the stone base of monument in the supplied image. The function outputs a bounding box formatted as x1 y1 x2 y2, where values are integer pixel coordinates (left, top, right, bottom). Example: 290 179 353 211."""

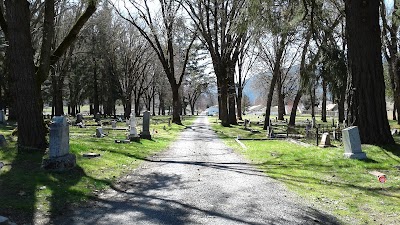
42 153 76 171
140 133 152 140
343 152 367 159
129 135 140 142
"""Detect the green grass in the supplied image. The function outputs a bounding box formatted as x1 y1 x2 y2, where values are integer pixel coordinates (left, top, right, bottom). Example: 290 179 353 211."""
209 117 400 225
0 115 196 224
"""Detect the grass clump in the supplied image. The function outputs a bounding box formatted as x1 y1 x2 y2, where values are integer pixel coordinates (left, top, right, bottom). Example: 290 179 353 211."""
209 117 400 225
0 115 196 224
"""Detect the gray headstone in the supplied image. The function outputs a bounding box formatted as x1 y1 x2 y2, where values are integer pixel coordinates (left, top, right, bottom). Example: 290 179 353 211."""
140 111 151 139
342 126 366 159
244 119 249 129
49 116 70 158
0 110 5 124
0 134 7 147
96 127 105 138
111 121 117 129
76 113 83 124
43 116 76 171
319 133 331 147
95 113 101 122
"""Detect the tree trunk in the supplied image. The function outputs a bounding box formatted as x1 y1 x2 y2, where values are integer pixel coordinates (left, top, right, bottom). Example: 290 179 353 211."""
338 91 345 123
228 66 237 125
345 0 394 144
5 0 47 150
277 74 285 120
321 78 327 122
288 89 302 126
310 86 315 118
217 74 229 126
236 90 243 120
263 68 279 129
171 85 182 124
93 58 99 115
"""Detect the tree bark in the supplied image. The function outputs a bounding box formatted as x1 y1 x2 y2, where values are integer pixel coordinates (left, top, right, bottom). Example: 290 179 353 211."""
345 0 394 144
277 74 285 120
5 0 47 150
288 89 302 126
321 78 327 122
228 64 237 125
171 85 182 124
263 67 279 129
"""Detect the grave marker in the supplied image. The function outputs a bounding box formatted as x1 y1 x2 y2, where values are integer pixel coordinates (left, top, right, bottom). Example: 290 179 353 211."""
111 121 117 129
96 127 106 138
0 110 5 124
0 134 7 147
342 126 367 159
140 111 152 140
318 133 332 147
42 116 76 171
129 111 140 141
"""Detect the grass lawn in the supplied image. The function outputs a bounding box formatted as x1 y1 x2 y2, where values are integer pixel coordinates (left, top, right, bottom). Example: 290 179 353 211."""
0 115 197 224
209 116 400 225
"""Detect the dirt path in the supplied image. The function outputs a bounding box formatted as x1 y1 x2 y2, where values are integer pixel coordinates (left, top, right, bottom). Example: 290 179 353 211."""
52 116 340 225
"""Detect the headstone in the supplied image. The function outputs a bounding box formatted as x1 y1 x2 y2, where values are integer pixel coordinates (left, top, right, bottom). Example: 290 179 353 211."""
391 129 398 136
129 111 140 141
244 119 249 129
305 124 311 138
111 121 117 129
318 133 332 147
342 126 367 159
95 113 101 122
332 130 336 140
126 119 130 126
96 127 106 138
76 113 83 124
311 116 316 128
0 134 7 147
0 110 5 124
42 116 76 171
168 118 171 127
140 111 152 140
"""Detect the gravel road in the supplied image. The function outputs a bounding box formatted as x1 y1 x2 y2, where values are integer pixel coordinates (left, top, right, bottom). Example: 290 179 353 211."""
52 116 340 225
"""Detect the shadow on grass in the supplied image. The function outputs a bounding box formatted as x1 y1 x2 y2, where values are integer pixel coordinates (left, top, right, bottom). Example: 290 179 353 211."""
0 147 112 224
379 143 400 163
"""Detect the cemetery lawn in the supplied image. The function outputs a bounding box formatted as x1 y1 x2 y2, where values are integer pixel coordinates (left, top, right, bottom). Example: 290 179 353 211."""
210 118 400 225
0 116 197 224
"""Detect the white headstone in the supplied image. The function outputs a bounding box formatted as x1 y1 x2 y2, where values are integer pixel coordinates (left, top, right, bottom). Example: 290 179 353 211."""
129 112 138 136
43 117 76 171
342 126 367 159
319 133 331 147
49 116 70 158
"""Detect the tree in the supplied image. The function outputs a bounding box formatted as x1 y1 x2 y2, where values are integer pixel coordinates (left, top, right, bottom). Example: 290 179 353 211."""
112 0 196 124
381 0 400 123
345 0 394 144
5 0 46 150
183 0 248 126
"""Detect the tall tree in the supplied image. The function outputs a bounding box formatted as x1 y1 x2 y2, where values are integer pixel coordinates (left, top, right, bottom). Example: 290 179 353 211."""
5 0 46 150
112 0 196 124
345 0 394 144
183 0 248 126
